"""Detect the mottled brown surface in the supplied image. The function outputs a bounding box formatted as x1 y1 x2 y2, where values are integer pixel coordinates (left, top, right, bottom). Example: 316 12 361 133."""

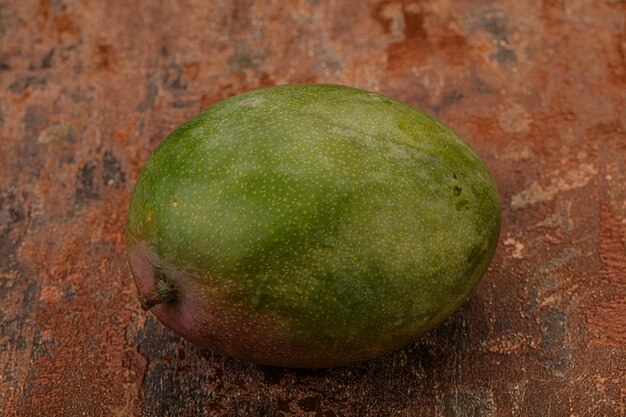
1 0 625 416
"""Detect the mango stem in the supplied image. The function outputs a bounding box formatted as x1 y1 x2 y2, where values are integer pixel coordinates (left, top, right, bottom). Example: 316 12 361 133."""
139 279 177 310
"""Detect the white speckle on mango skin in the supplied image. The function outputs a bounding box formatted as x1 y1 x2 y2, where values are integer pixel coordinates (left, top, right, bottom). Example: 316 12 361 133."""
125 84 501 368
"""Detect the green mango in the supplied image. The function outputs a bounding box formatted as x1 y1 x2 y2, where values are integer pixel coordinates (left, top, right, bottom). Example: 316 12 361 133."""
126 84 500 368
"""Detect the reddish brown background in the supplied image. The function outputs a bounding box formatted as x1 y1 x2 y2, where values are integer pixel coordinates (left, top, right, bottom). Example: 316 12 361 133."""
1 0 625 416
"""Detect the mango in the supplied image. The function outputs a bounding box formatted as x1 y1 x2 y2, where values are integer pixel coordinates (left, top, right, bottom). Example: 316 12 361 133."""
126 84 501 368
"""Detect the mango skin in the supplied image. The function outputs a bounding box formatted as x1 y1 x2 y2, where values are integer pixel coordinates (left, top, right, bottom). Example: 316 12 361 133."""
126 84 501 368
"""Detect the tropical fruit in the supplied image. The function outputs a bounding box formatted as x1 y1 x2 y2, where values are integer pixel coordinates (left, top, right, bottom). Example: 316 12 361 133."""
126 84 501 368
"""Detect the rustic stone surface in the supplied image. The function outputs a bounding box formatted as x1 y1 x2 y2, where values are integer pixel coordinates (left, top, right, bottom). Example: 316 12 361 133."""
1 0 625 416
